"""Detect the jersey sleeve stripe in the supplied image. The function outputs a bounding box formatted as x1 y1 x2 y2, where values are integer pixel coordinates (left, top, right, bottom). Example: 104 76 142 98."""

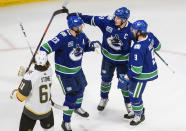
16 91 27 102
41 43 53 53
134 70 158 80
154 43 161 51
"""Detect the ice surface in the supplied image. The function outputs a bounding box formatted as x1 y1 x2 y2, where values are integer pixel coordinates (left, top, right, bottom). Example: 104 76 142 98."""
0 0 186 130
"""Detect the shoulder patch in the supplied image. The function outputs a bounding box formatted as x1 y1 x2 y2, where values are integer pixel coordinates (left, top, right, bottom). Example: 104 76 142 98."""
106 26 113 33
134 44 141 49
68 41 74 47
51 37 60 44
107 15 113 20
60 31 67 37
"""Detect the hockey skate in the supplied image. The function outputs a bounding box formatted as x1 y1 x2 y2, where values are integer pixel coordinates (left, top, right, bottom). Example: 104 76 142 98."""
124 110 135 119
97 98 109 111
61 121 72 131
124 103 134 119
130 108 145 126
74 108 89 118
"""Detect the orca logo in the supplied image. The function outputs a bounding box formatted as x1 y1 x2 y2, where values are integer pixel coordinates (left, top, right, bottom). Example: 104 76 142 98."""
107 34 123 50
69 44 83 61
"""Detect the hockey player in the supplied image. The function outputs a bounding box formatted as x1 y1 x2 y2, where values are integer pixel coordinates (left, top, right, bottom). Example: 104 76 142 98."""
118 20 161 126
68 7 134 112
39 15 100 131
15 51 54 131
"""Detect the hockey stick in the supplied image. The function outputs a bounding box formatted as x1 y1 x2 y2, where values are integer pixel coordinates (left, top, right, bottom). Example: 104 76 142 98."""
13 0 70 110
17 0 70 90
25 0 70 72
19 21 34 55
51 100 69 110
16 21 69 110
155 51 175 73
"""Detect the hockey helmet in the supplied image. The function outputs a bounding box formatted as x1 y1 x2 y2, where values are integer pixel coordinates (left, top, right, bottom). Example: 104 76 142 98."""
35 51 47 66
114 7 130 19
132 20 148 34
67 16 83 29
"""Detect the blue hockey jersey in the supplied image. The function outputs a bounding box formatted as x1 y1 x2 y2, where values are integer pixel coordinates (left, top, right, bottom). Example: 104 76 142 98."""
127 32 161 82
40 29 94 77
81 15 134 64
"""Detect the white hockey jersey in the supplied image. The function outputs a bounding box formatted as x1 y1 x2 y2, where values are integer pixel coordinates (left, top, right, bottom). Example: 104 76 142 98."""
16 67 53 120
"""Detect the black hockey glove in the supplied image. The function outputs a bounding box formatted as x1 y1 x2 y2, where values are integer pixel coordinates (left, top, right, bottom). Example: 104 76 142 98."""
62 6 69 14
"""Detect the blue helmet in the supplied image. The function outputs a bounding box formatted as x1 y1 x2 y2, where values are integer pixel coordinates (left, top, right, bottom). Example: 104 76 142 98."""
67 16 83 29
132 20 148 34
114 7 130 19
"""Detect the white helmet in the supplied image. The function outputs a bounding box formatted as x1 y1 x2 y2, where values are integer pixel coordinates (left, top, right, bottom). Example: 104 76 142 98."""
35 51 47 66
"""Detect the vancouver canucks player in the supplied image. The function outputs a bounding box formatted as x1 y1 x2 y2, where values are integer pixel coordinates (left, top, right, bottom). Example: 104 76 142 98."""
118 20 161 125
40 15 100 131
69 7 134 113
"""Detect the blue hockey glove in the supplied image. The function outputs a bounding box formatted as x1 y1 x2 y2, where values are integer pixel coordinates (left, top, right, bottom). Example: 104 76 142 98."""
90 41 101 52
90 41 101 48
118 74 129 90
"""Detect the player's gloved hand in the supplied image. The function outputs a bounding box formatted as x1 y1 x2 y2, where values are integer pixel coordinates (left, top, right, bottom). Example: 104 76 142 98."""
18 66 26 77
67 12 82 19
62 6 69 14
118 74 129 90
90 41 101 49
90 41 101 53
10 89 18 99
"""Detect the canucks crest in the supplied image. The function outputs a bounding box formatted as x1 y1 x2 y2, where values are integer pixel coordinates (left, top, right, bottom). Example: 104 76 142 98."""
107 34 123 51
69 44 83 61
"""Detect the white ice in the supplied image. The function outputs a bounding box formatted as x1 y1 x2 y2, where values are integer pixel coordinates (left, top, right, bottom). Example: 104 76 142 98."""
0 0 186 130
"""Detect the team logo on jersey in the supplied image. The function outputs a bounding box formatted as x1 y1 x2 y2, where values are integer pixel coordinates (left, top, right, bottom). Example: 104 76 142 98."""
69 44 83 61
107 34 123 50
106 26 113 33
68 41 74 47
